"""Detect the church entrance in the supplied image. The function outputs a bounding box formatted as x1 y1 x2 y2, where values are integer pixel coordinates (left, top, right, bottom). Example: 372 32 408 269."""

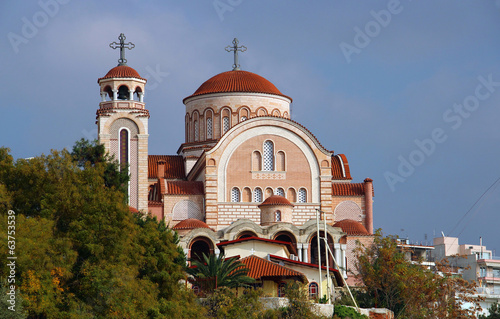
190 237 214 264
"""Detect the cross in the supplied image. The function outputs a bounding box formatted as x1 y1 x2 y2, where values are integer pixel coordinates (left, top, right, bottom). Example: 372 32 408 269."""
109 33 135 66
225 38 247 71
250 248 256 255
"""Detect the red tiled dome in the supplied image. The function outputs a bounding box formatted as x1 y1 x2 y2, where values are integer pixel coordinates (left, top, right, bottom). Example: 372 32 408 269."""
333 219 370 236
172 218 210 230
99 65 146 81
183 70 291 102
258 195 294 208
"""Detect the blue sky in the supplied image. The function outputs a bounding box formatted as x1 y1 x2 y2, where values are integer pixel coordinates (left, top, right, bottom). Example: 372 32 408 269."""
1 0 500 253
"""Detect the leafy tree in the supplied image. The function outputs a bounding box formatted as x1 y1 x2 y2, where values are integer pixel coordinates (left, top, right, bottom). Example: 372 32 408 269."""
353 230 482 318
480 302 500 319
0 281 27 319
0 145 202 318
187 253 255 293
71 138 129 198
333 305 368 319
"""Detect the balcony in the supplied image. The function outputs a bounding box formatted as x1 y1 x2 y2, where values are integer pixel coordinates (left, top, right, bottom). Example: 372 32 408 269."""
476 286 500 296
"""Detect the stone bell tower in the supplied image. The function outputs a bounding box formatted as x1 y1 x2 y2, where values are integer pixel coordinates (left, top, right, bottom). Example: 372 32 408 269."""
96 33 149 211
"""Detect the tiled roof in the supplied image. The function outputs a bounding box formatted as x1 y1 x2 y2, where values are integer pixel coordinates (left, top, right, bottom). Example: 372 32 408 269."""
129 206 139 213
258 195 294 207
332 183 365 196
98 65 146 81
183 70 292 102
333 219 371 236
172 218 210 230
331 154 352 180
148 155 185 179
269 255 344 287
166 181 204 195
240 255 307 283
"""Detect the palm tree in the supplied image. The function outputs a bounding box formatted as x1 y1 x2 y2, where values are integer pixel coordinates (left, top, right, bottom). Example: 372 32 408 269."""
187 253 255 293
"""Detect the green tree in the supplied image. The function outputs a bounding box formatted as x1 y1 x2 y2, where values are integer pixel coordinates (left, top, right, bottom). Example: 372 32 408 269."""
187 253 255 293
480 302 500 319
353 230 482 318
71 138 129 198
0 145 202 318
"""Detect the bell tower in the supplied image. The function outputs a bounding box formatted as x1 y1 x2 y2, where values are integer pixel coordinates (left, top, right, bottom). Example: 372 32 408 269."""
96 33 149 211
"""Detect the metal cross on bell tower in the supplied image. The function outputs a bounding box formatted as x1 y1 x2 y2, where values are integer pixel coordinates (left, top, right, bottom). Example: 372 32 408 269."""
225 38 247 71
109 33 135 66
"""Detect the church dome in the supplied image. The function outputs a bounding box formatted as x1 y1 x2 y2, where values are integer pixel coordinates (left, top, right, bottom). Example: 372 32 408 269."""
333 219 370 236
99 65 146 82
258 195 294 208
183 70 291 102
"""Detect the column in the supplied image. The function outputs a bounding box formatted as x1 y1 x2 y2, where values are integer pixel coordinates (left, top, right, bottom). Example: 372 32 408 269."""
297 243 303 262
334 243 342 270
215 248 220 256
129 90 134 100
112 89 118 101
183 248 190 266
341 244 347 277
302 243 309 263
139 92 144 102
100 92 107 102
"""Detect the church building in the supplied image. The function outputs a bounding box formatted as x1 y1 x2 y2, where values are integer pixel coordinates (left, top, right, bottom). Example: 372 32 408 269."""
95 35 374 288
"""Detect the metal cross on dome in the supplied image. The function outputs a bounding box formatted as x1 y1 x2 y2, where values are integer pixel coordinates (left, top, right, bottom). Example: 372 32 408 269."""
109 33 135 66
225 38 247 71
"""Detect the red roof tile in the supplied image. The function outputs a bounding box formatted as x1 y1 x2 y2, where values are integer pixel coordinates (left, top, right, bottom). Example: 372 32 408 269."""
173 218 210 230
332 183 365 196
331 154 352 180
148 155 185 179
333 219 370 236
183 70 292 102
269 255 344 287
240 255 307 283
98 65 146 81
129 206 139 213
258 195 294 207
166 181 204 195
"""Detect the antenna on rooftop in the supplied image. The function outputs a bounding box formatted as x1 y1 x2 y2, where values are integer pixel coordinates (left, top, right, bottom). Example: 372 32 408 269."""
441 231 445 237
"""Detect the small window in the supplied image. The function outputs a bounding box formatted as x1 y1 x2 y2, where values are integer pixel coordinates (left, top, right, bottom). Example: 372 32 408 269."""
275 188 285 197
275 210 281 222
240 116 247 122
231 187 240 202
278 282 286 297
194 120 199 141
223 116 230 134
206 117 213 139
309 282 318 299
253 188 263 202
298 188 307 203
263 141 274 171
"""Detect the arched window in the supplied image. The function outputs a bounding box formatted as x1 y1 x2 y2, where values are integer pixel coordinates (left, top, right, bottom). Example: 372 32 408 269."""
276 151 285 171
265 188 273 199
231 187 240 202
194 120 199 141
278 282 286 297
253 188 263 202
298 188 307 203
242 187 252 202
263 141 274 171
222 116 230 134
308 282 318 299
206 117 213 139
172 200 203 220
287 188 297 202
117 85 130 100
119 129 129 172
252 151 262 171
275 210 281 222
275 188 285 197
